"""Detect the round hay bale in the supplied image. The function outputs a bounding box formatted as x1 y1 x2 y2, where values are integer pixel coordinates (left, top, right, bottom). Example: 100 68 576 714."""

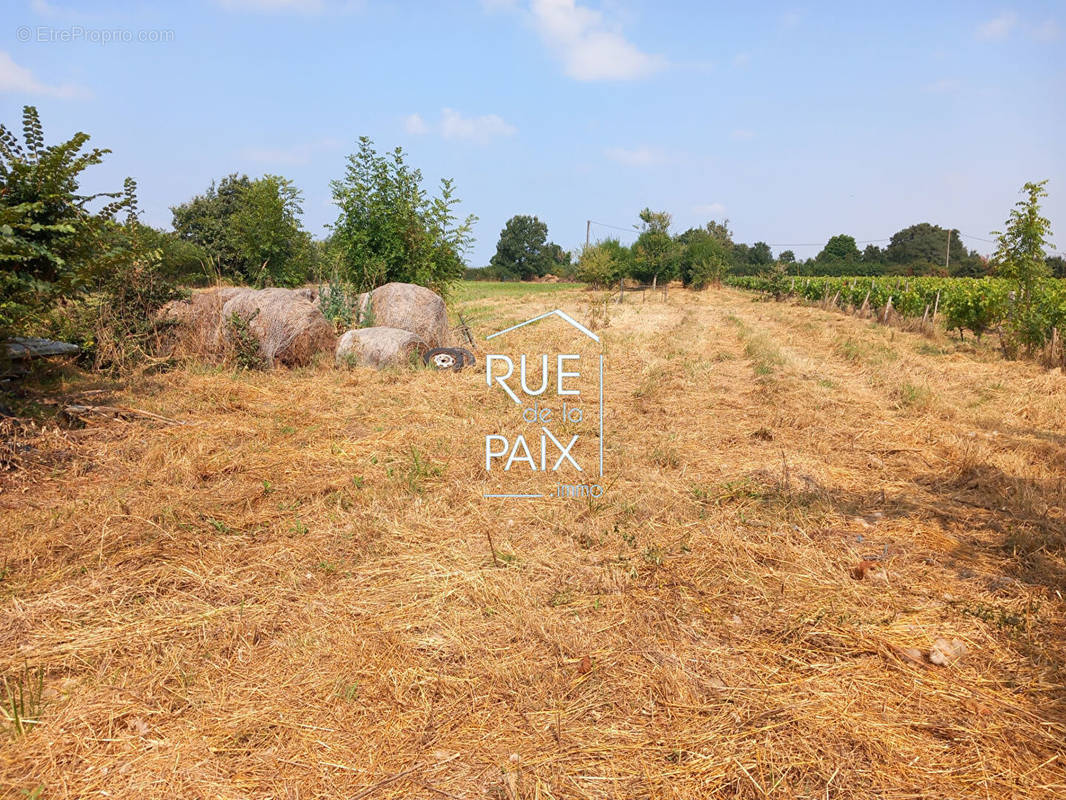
369 283 449 348
158 287 252 358
221 288 336 368
335 326 427 369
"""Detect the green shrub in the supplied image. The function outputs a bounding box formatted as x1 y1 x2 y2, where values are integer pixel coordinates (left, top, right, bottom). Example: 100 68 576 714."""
0 106 136 338
226 310 266 370
328 137 475 297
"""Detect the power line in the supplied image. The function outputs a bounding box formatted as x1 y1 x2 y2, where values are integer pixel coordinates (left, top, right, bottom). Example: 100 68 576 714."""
957 231 997 244
588 220 637 235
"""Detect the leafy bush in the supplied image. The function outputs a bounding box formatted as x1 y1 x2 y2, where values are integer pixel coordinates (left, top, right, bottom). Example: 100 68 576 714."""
941 279 1008 339
676 228 730 289
576 241 623 287
226 310 266 370
130 224 210 284
328 137 475 296
0 106 136 338
171 173 315 287
0 106 186 370
44 183 187 371
631 209 677 284
317 281 357 331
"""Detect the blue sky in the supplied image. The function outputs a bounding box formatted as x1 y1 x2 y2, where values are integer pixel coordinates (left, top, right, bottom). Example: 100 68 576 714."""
2 0 1063 265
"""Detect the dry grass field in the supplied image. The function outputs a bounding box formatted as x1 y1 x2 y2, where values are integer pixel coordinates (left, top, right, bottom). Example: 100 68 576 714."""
1 284 1064 798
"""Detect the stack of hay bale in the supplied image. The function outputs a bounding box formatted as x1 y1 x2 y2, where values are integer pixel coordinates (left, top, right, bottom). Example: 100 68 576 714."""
335 282 449 369
159 287 334 368
159 281 449 370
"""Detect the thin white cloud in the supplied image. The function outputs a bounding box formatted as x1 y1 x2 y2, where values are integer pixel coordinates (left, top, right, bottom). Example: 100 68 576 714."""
404 113 429 135
733 52 751 68
976 12 1017 41
402 109 517 143
440 108 517 143
604 146 666 167
694 203 726 217
730 129 754 141
528 0 665 81
241 137 339 165
0 51 89 98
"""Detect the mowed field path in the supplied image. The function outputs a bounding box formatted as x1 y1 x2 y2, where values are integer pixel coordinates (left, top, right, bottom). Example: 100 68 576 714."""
1 284 1064 798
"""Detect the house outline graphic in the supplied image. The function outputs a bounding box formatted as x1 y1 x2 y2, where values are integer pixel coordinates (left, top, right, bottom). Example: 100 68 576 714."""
485 309 600 343
482 309 605 492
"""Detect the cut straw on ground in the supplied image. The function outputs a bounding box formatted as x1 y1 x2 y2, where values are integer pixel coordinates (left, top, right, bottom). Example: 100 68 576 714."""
1 285 1064 798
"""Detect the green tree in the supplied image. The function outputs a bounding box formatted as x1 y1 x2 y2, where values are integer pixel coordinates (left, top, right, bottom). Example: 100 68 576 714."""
861 244 884 264
329 137 475 295
885 223 970 275
129 224 209 284
676 227 730 288
726 241 773 276
703 219 734 245
778 249 796 264
749 241 773 267
229 175 313 286
882 222 988 276
171 174 250 278
631 208 676 284
171 173 313 286
543 242 573 277
0 106 136 337
576 241 622 287
951 249 991 278
817 234 860 265
993 180 1054 352
489 214 551 280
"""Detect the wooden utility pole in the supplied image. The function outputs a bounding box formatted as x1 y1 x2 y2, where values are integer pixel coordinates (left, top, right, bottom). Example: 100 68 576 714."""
586 220 591 250
945 228 953 273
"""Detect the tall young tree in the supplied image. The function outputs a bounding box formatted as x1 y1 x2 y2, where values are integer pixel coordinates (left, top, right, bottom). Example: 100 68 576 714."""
632 208 676 284
993 180 1054 352
329 137 475 295
994 181 1052 292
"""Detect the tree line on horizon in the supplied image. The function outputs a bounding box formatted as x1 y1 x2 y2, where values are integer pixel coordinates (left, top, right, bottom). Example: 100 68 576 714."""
3 103 1063 363
473 212 1065 288
561 215 1063 288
